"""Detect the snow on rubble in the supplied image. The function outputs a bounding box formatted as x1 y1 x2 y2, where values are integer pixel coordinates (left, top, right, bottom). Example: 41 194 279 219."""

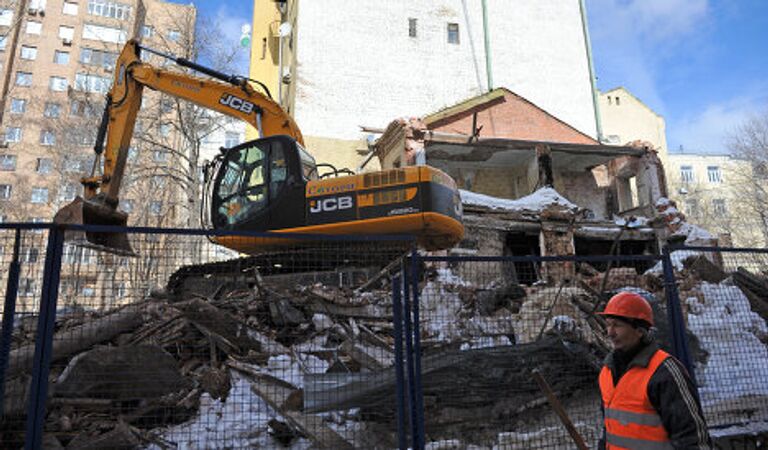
685 282 768 427
460 187 578 212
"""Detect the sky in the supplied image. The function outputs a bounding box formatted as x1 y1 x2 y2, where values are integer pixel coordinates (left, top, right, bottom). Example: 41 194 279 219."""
184 0 768 155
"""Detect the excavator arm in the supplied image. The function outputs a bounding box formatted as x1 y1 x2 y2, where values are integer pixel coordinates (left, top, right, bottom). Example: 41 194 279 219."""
54 39 303 254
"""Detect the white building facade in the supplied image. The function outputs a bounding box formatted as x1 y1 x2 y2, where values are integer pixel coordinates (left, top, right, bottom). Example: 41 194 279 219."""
283 0 598 169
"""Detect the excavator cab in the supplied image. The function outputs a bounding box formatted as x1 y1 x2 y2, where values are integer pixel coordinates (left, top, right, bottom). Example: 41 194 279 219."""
208 135 314 232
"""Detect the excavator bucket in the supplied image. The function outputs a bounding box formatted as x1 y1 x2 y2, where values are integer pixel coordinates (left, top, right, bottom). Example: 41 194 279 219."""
53 196 136 256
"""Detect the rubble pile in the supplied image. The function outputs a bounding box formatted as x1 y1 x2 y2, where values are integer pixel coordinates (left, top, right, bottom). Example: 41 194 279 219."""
0 250 766 448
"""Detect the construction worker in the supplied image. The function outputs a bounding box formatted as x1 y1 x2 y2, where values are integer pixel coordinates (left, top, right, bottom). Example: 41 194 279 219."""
597 291 712 449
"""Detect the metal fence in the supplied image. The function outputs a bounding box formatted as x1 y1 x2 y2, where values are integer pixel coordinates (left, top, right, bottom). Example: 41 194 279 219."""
1 224 767 449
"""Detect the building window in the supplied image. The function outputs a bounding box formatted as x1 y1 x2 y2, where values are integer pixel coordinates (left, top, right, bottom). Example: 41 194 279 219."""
82 23 128 44
79 47 118 68
152 149 168 162
408 18 417 37
159 123 171 137
10 98 26 114
54 50 70 65
21 248 39 263
224 131 241 148
26 21 42 35
20 45 37 60
59 183 78 202
62 1 78 15
87 0 132 20
707 166 722 183
122 199 133 213
44 102 61 118
680 165 694 183
149 201 163 215
141 25 153 38
0 184 11 199
28 0 46 12
0 9 13 27
5 127 22 143
36 158 53 174
15 72 32 87
31 187 49 204
1 154 16 171
615 96 621 106
712 199 727 215
20 278 36 296
49 76 69 92
59 25 75 42
75 73 111 93
151 175 166 188
684 199 698 218
447 23 459 44
167 30 181 41
40 130 56 146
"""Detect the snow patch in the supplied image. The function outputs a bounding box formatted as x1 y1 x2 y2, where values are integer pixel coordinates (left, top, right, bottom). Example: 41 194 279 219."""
460 187 578 212
687 283 768 408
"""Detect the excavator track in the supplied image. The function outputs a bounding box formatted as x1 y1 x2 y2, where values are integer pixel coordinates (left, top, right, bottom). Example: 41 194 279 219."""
167 242 412 299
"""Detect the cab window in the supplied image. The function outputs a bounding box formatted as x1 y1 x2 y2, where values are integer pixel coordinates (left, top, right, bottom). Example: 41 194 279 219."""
216 142 267 225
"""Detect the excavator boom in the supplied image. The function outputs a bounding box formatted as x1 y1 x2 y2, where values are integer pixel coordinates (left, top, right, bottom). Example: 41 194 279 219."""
54 40 463 257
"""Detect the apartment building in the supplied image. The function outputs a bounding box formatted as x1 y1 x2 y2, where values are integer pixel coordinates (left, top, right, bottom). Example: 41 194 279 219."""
667 152 767 247
0 0 197 308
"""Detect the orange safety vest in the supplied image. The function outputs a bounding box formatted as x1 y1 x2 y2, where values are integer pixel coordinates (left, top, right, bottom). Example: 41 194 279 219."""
599 349 674 450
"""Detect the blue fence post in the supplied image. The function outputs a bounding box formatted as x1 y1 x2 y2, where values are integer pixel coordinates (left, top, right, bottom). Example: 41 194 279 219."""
409 248 425 450
25 225 65 450
0 229 22 415
392 274 408 450
402 265 420 450
661 246 698 387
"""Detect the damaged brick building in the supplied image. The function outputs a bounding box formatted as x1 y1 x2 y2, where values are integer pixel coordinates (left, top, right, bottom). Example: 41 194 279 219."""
373 88 711 284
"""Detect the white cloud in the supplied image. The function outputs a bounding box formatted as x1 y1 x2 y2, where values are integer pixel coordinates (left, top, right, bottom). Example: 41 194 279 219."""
628 0 709 42
670 92 768 153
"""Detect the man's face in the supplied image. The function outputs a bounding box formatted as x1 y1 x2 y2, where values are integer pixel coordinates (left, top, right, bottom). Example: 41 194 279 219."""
605 317 644 351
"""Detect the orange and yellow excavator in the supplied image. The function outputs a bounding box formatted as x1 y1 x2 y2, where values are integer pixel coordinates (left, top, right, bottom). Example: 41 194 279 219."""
54 40 463 257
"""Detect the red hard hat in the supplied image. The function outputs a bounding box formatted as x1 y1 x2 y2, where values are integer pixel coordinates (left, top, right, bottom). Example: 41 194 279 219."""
599 291 654 326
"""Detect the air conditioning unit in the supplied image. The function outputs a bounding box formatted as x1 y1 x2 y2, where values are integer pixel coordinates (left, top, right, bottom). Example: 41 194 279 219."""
62 38 72 46
27 7 38 15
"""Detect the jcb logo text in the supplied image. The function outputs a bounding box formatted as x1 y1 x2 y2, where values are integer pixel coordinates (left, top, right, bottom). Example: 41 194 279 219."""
310 196 354 213
220 94 255 114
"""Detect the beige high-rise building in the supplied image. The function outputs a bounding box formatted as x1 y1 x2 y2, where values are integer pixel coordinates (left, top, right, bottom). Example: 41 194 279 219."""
0 0 197 307
0 0 196 225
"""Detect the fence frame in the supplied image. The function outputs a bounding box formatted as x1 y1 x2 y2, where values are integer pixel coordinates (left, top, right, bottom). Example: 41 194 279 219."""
2 222 766 448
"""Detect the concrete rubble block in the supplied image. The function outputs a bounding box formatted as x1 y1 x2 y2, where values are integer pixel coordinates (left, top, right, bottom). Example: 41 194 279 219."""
514 287 592 344
54 345 188 400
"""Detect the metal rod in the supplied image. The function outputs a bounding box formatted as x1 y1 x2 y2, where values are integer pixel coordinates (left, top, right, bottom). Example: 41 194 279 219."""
25 227 65 450
409 248 425 450
578 0 604 141
532 369 589 450
661 246 699 391
0 229 22 415
401 266 419 450
392 274 408 450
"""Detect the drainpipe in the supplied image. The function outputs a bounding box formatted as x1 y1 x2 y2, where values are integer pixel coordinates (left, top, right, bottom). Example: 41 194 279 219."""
481 0 493 91
578 0 604 142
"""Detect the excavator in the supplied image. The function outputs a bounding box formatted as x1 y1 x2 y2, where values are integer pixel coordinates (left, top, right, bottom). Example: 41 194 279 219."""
53 40 463 286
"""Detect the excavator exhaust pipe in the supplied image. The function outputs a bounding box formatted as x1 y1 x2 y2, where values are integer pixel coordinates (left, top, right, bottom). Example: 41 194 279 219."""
53 196 136 256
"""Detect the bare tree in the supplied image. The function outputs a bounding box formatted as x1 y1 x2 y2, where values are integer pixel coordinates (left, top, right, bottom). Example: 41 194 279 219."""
726 109 768 247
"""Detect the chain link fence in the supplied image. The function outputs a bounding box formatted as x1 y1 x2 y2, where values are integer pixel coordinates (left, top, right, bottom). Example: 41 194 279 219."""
1 224 767 449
